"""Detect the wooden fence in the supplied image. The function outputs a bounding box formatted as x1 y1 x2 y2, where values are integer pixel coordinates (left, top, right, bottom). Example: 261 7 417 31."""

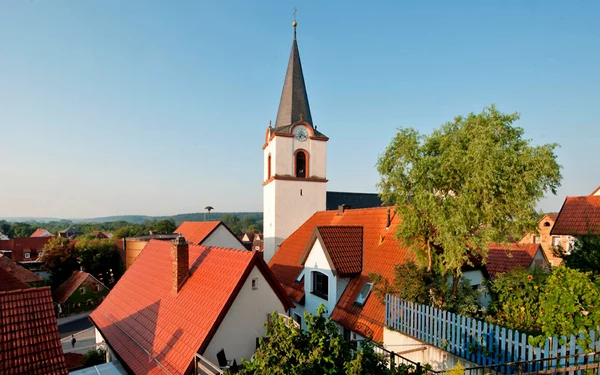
385 295 600 374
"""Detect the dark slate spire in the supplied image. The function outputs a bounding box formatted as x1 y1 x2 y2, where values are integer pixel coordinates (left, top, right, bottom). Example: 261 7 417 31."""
274 21 313 128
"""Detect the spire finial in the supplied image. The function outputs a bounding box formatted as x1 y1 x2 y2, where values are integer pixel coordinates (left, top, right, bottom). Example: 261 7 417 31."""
293 8 297 40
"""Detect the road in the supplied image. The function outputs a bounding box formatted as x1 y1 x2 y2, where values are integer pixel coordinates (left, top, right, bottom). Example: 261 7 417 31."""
59 316 93 338
61 327 97 355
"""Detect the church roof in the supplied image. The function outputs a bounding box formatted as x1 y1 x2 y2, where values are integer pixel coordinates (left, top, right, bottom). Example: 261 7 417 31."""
326 191 383 210
274 25 313 128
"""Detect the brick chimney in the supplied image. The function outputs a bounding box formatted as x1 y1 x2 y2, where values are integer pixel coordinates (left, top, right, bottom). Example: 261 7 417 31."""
171 235 189 294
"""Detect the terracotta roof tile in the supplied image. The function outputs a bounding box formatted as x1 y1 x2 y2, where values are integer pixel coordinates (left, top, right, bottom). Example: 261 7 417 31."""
0 268 31 291
485 243 541 277
30 228 52 237
174 221 221 245
314 226 363 276
64 352 84 371
0 287 68 374
551 196 600 235
0 254 43 283
270 207 410 342
0 237 52 262
53 271 100 304
90 240 291 375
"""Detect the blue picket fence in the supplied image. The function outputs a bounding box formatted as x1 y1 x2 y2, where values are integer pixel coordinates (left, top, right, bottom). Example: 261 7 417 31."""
385 295 600 374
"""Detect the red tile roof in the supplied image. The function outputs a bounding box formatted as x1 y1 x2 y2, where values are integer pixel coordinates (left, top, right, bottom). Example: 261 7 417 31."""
52 271 101 304
300 226 363 276
0 254 43 283
64 353 84 371
174 221 221 245
485 243 542 277
30 228 52 237
0 237 52 262
90 239 292 375
0 287 69 374
269 207 410 342
0 268 31 291
551 196 600 235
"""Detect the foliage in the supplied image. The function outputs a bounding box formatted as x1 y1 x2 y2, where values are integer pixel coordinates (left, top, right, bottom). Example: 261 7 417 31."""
0 213 263 239
536 267 600 347
376 105 561 296
370 261 484 318
150 219 177 234
76 238 124 287
559 235 600 276
241 305 424 375
447 362 465 375
82 348 106 367
487 268 548 333
39 237 80 287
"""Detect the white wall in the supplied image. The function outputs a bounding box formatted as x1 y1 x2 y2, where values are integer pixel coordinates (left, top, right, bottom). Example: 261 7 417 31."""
530 249 549 270
458 270 491 308
202 225 246 250
203 265 288 364
383 327 476 371
303 239 342 319
263 179 326 263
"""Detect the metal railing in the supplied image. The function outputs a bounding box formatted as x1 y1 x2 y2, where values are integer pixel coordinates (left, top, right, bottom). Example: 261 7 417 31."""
195 353 224 375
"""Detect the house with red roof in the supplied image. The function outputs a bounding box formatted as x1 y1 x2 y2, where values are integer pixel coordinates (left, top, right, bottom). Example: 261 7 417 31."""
551 185 600 237
0 285 69 374
31 228 53 237
122 221 246 270
0 236 52 262
485 243 549 278
519 213 572 267
53 271 109 316
269 206 415 342
0 231 8 240
90 236 292 374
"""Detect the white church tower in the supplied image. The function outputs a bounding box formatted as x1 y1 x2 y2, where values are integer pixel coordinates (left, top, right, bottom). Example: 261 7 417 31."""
263 21 328 263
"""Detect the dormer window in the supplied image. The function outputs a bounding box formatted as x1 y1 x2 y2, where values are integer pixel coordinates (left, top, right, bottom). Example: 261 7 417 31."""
294 150 308 178
311 271 328 300
355 282 373 306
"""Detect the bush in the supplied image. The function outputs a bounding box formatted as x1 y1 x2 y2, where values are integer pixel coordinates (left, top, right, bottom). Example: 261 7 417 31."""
82 348 106 367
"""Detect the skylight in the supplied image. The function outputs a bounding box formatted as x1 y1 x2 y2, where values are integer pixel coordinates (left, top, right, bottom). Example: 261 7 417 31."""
355 282 373 306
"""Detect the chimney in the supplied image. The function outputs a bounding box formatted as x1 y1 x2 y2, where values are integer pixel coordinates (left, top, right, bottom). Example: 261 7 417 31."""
171 235 189 294
386 208 391 229
337 204 352 215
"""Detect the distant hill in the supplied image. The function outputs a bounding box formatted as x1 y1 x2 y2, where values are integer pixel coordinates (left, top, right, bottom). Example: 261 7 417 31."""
1 212 262 225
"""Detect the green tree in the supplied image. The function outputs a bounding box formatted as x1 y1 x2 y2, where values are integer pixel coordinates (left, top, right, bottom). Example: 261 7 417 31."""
151 219 176 234
114 225 148 239
0 220 10 235
76 238 124 287
537 267 600 347
8 222 35 238
242 305 422 375
82 348 106 367
40 237 80 287
559 235 600 276
377 106 561 297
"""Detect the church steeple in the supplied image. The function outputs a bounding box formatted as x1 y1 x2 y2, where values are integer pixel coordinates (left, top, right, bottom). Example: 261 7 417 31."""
274 21 313 128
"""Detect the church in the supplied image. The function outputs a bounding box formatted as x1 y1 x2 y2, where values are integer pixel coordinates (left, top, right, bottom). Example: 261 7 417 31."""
262 21 381 263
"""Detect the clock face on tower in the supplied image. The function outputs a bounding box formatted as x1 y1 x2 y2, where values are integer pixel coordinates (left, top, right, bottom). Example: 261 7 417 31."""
293 126 309 142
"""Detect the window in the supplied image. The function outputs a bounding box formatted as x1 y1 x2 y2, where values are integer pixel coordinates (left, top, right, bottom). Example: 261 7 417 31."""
294 150 308 178
252 278 258 290
96 285 101 292
355 282 373 306
311 271 328 299
80 287 86 294
294 313 302 327
267 154 272 179
544 222 551 227
532 235 540 244
552 236 561 247
24 252 31 259
343 327 351 342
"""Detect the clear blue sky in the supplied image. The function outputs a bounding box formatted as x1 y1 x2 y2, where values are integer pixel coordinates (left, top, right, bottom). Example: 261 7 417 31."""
1 0 598 218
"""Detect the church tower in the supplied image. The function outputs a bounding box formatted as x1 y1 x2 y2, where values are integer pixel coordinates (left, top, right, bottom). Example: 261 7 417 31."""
263 21 328 263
